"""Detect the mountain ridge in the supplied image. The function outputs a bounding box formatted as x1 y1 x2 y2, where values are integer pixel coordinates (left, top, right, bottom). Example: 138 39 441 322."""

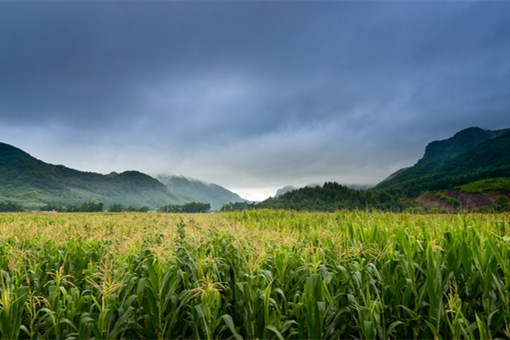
0 142 244 210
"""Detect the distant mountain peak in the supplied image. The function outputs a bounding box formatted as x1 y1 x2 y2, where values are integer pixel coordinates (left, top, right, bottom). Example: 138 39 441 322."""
275 186 297 197
452 126 485 137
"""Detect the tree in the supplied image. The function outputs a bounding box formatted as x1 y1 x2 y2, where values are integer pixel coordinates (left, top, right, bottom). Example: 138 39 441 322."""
159 202 210 213
0 201 24 212
220 202 255 211
40 203 64 212
108 203 125 212
78 201 104 212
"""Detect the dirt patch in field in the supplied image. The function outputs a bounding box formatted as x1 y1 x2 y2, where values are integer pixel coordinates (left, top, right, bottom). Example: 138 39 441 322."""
443 190 493 209
416 193 455 213
416 190 510 212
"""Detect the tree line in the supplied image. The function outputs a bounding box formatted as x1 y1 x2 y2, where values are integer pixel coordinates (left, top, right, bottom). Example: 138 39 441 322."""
158 202 211 213
0 201 24 212
19 201 209 213
232 182 407 212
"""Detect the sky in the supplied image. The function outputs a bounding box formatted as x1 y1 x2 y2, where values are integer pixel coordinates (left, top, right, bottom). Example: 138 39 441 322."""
1 2 510 201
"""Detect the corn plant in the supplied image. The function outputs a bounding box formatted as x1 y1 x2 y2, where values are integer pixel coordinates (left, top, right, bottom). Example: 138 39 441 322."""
0 211 507 338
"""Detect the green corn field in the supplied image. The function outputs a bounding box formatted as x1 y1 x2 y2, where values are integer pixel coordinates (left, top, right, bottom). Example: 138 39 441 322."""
0 210 509 339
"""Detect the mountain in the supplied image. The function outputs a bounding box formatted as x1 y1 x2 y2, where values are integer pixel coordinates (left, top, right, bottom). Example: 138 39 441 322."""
0 143 181 209
257 126 510 212
275 186 297 197
0 143 244 210
376 127 510 195
157 175 245 211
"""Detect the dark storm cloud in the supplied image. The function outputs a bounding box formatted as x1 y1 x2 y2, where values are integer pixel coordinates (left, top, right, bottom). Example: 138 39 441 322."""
1 2 509 199
1 3 333 128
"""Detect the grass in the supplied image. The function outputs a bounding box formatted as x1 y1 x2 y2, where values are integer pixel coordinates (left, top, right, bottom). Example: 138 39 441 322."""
459 177 510 193
0 210 508 338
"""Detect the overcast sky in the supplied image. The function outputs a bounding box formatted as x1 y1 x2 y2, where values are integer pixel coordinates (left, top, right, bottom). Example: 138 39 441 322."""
1 2 509 200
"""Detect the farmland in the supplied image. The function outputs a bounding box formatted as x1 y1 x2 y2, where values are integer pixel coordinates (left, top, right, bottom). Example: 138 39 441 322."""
0 211 509 338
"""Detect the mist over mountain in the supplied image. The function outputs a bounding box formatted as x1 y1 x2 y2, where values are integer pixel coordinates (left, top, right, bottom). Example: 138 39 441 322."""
275 186 297 197
157 175 245 211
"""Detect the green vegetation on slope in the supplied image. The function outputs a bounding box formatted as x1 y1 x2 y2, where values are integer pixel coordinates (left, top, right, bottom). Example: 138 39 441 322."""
378 127 509 187
459 178 510 193
0 143 244 210
0 143 180 209
376 128 510 196
0 211 508 338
